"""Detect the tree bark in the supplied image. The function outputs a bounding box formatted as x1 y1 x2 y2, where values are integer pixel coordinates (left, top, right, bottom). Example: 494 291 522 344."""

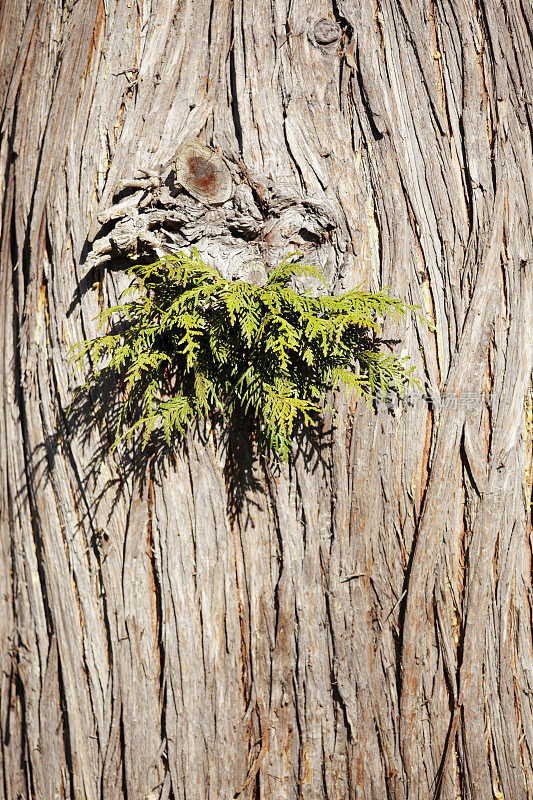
1 1 532 799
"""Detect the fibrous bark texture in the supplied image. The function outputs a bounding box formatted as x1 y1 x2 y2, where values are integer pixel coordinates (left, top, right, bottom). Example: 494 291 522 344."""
0 1 532 799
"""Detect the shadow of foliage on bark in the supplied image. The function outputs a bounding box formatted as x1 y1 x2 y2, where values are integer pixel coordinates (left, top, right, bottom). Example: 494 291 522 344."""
25 361 333 549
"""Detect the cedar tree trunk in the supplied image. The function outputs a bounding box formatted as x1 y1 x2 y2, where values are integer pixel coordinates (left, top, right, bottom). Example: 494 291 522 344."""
1 1 532 799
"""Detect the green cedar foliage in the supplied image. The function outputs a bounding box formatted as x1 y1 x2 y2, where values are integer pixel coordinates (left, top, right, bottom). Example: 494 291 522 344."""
70 251 422 459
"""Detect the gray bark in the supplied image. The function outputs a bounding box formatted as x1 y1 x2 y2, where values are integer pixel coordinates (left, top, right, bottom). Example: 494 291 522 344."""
0 1 532 799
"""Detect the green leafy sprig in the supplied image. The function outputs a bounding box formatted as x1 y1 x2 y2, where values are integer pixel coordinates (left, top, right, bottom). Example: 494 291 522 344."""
70 251 422 459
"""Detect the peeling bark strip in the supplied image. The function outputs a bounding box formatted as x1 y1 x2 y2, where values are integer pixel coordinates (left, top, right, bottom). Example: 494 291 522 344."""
0 1 532 799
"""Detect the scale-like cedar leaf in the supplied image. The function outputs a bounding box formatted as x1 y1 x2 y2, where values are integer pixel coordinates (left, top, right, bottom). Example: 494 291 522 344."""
69 252 425 459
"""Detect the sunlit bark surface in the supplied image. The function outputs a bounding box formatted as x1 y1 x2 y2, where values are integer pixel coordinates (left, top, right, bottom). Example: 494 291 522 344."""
0 1 532 798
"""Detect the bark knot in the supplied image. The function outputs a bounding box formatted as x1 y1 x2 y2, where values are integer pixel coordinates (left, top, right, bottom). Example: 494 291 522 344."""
311 19 342 46
175 141 233 205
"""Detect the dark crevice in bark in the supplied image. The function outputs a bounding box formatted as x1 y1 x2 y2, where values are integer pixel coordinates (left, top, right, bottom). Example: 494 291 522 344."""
457 520 471 678
396 519 425 708
234 552 250 707
371 191 384 278
518 0 533 54
0 676 11 799
280 103 305 191
459 431 483 498
338 54 347 114
431 598 459 800
284 12 291 43
120 498 134 626
119 709 128 800
332 679 354 745
474 0 498 75
457 116 475 235
490 140 499 208
323 583 353 745
10 252 54 662
2 663 24 793
223 425 252 710
320 739 330 800
292 672 304 794
8 193 18 283
375 723 395 800
18 62 66 295
147 460 166 709
263 462 283 650
330 0 354 39
55 644 77 800
14 669 32 800
293 470 306 552
206 0 215 49
353 45 385 142
2 613 14 746
435 599 459 710
4 89 20 275
229 8 243 154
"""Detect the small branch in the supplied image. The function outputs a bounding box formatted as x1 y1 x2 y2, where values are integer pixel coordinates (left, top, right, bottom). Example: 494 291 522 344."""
340 572 366 583
381 589 407 628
